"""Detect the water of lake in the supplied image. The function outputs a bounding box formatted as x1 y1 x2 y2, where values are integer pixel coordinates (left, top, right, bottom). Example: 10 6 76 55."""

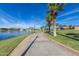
0 31 31 40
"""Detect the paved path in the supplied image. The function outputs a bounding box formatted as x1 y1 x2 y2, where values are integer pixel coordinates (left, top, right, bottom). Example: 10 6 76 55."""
10 33 37 56
25 32 75 56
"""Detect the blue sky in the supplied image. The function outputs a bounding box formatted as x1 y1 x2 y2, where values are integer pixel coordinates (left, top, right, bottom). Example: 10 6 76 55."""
0 3 47 28
57 3 79 25
0 3 79 28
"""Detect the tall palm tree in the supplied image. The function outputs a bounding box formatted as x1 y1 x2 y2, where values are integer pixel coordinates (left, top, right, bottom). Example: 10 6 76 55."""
46 13 52 33
49 3 64 36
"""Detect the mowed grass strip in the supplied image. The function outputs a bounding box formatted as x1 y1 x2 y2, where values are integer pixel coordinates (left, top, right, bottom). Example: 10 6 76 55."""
57 30 79 35
47 30 79 51
0 34 29 56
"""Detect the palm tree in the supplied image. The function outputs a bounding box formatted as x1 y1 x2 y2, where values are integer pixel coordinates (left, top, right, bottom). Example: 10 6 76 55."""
41 26 45 32
46 13 52 33
49 3 64 36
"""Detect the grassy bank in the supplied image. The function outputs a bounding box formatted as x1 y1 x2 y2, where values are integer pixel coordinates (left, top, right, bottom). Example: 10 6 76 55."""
47 30 79 51
0 34 29 56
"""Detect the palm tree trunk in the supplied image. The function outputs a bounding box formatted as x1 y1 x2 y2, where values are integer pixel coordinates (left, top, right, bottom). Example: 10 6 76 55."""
53 4 57 36
53 19 56 36
48 25 50 33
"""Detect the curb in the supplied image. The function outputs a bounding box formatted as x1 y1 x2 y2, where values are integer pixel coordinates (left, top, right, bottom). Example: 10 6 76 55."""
47 34 79 56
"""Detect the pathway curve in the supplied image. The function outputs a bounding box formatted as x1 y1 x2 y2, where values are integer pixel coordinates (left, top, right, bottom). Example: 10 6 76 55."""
25 32 76 56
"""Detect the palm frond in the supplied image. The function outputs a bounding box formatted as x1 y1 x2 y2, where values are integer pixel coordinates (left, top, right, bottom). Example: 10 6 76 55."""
57 3 64 11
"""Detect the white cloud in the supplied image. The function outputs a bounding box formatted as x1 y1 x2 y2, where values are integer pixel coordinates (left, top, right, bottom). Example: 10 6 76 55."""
57 9 79 18
57 16 79 24
0 9 43 29
0 9 17 23
0 18 11 24
57 16 78 23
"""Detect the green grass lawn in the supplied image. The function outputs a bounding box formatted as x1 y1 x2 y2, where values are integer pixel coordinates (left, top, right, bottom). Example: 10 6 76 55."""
0 34 29 56
47 30 79 51
57 30 79 35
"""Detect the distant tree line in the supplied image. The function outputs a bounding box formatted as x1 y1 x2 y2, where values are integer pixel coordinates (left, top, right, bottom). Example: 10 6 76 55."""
0 28 20 31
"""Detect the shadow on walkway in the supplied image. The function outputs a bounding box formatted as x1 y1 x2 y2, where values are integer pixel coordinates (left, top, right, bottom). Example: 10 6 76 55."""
21 36 38 56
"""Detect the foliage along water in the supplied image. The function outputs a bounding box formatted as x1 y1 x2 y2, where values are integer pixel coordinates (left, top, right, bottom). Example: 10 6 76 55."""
0 31 31 40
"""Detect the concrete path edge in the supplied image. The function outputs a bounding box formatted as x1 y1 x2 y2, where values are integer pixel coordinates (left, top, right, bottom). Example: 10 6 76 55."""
46 34 79 56
9 33 37 56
